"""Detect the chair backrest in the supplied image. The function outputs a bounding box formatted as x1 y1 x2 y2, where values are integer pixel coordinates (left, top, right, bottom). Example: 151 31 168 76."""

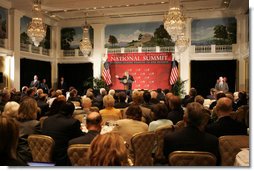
219 135 249 166
67 144 90 166
39 116 48 128
131 131 156 166
169 151 217 166
28 134 55 162
154 125 175 162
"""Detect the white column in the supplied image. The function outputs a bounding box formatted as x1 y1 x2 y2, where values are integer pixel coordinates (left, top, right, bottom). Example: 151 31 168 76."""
236 15 248 91
51 25 60 89
90 24 105 79
179 18 192 96
9 9 23 91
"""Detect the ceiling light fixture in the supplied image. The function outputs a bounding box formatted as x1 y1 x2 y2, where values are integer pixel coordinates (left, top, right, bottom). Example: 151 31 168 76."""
27 0 47 47
79 13 92 57
163 0 186 42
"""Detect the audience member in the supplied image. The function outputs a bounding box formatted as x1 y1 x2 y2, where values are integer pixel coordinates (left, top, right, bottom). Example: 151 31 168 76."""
156 88 165 102
0 116 27 166
93 88 107 110
114 91 129 109
167 95 184 124
123 91 154 124
207 88 216 100
89 132 128 166
141 91 152 109
37 93 49 119
16 97 41 164
113 104 148 160
209 92 226 110
0 89 11 112
148 103 173 131
163 102 220 165
182 87 197 107
235 91 248 109
69 112 102 145
99 95 122 123
42 102 83 166
150 91 160 104
205 97 247 137
1 101 20 119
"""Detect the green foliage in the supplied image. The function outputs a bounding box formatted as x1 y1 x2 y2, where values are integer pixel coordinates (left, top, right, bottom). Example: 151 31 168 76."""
108 35 118 47
214 25 228 39
84 77 109 91
171 79 188 97
143 24 175 47
61 28 76 50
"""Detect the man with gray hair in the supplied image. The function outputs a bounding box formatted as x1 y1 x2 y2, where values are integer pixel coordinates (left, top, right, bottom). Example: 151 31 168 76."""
205 97 247 137
163 102 220 164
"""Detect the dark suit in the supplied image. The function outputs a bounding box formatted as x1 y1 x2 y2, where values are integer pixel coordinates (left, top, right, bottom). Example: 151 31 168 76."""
205 116 247 138
30 80 40 88
167 107 184 124
163 126 220 165
42 114 83 166
118 75 134 90
68 130 100 145
58 81 67 92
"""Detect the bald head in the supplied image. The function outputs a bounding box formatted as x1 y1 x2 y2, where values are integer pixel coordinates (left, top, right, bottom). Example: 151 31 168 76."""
216 97 232 117
86 112 102 126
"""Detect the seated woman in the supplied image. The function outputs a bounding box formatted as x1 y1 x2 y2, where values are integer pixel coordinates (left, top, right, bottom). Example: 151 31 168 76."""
99 95 122 123
0 116 27 166
148 103 173 131
112 104 148 160
89 132 128 166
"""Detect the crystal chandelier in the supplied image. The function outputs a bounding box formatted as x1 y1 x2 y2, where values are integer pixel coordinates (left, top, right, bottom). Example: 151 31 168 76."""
175 33 189 53
80 15 92 57
163 0 186 42
27 0 47 47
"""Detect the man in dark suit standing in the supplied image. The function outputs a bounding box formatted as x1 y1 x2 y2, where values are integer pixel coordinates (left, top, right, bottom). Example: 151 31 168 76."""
163 102 220 165
30 75 40 88
116 71 134 92
58 76 67 93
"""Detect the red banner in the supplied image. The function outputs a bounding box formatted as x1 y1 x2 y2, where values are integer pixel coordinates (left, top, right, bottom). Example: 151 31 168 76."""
108 52 172 90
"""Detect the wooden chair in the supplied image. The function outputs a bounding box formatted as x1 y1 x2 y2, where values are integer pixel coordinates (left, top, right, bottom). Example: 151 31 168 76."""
154 125 175 164
67 144 90 166
169 151 217 166
130 131 156 166
28 134 55 162
219 135 249 166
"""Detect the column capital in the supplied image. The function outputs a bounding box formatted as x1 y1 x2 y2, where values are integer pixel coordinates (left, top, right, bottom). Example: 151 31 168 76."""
9 8 24 18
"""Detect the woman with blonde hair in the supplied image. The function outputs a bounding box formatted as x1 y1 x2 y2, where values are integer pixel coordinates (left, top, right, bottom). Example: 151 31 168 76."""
89 132 128 166
2 101 20 119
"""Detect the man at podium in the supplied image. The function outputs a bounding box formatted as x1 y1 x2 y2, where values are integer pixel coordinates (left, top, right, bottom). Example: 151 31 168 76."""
115 71 134 91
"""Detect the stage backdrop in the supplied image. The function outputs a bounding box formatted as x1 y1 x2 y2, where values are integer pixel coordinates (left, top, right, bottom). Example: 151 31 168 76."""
107 52 172 90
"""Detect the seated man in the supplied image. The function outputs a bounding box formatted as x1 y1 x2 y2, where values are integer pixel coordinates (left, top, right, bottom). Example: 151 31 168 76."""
163 102 220 165
69 112 102 145
205 97 247 137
